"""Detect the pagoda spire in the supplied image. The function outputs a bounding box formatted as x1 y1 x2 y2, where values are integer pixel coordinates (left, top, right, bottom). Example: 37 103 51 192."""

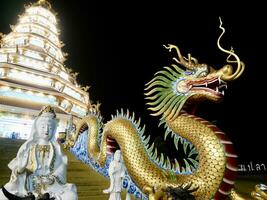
36 0 52 10
38 0 47 3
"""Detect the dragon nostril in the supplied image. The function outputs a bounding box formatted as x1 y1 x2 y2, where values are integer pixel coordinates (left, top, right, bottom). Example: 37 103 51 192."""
222 65 233 75
220 65 234 81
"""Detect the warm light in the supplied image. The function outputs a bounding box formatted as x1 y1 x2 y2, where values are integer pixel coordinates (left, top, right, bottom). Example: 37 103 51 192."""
54 81 63 91
61 99 70 109
2 35 27 46
72 104 87 116
12 56 48 71
15 25 29 32
20 14 57 34
56 51 64 61
0 89 58 109
48 95 55 99
24 50 43 60
48 46 56 56
15 24 59 45
63 86 82 100
0 68 5 76
0 86 10 91
15 37 25 45
26 7 57 26
0 54 7 62
20 16 28 23
8 69 52 87
26 90 34 95
59 71 69 81
36 92 45 96
14 88 22 93
51 66 58 73
29 37 44 48
48 34 58 44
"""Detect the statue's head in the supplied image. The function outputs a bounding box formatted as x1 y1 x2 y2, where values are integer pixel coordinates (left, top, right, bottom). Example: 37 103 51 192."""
114 150 122 162
35 105 57 141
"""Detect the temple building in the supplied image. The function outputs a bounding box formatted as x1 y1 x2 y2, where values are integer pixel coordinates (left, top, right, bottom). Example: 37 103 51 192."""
0 0 90 139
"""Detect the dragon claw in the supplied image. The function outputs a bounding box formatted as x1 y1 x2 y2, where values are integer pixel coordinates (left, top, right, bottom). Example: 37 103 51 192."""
251 184 267 200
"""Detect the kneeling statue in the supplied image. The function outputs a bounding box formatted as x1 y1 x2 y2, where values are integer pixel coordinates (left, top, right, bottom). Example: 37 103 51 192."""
0 106 77 200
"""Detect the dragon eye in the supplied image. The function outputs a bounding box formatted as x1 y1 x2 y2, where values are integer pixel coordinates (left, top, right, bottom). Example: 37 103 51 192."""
184 71 193 75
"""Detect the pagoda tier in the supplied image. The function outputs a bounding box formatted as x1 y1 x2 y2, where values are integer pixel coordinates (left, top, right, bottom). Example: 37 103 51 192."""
0 0 89 118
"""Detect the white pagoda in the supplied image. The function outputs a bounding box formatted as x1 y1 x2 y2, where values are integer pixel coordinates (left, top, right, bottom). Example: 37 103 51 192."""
0 0 90 139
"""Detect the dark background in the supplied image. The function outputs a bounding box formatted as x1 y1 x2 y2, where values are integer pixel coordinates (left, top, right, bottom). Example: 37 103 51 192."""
0 1 266 166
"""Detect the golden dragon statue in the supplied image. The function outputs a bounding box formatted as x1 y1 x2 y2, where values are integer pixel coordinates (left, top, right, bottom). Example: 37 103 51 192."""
65 18 267 200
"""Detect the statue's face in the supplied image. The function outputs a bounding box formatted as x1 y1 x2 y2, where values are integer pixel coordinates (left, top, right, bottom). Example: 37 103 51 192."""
114 150 121 161
36 114 56 141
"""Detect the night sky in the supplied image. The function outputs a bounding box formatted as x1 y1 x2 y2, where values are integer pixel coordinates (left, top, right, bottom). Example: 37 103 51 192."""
1 0 267 166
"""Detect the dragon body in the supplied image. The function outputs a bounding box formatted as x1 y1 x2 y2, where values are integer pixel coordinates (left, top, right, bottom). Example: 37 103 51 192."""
75 112 237 199
67 19 267 200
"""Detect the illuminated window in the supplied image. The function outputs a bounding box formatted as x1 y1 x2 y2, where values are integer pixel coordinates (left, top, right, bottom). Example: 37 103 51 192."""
61 99 70 109
63 86 81 100
15 37 25 45
0 89 57 105
0 112 34 139
33 15 57 33
55 81 63 91
20 16 29 23
0 68 5 76
16 20 58 44
15 25 29 33
59 71 69 81
0 111 66 140
8 70 52 87
45 56 52 63
56 51 64 61
29 38 44 48
14 56 48 71
48 34 59 45
24 50 43 60
72 104 87 116
48 46 56 56
31 26 45 36
0 54 7 62
0 86 10 91
26 7 57 25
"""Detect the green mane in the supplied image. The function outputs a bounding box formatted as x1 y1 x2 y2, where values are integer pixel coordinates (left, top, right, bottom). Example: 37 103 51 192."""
145 64 192 120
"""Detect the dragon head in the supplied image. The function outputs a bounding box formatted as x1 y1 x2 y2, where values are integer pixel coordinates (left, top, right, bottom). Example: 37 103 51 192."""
145 18 245 120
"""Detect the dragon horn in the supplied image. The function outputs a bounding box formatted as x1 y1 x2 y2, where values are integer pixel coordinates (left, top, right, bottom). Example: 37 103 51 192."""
217 17 245 81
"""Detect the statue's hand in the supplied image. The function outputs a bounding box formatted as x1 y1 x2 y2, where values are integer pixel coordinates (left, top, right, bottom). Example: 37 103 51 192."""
40 175 55 185
16 166 24 174
103 189 111 194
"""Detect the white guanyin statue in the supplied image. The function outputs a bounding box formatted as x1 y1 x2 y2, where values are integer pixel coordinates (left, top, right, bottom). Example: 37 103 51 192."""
103 150 130 200
0 106 77 200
